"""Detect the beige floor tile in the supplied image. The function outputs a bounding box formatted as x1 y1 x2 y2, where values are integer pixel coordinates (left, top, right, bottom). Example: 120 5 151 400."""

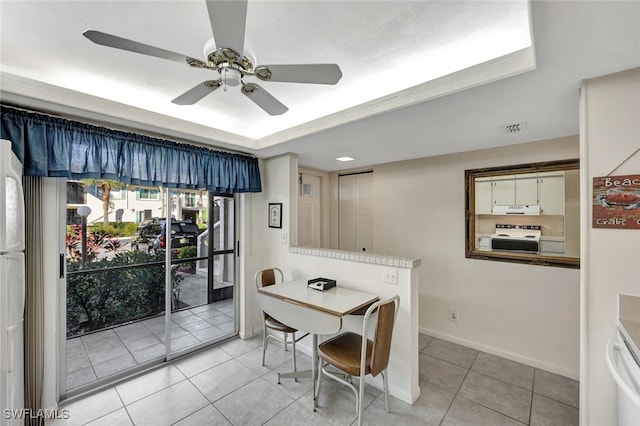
361 382 455 426
115 364 186 405
236 344 300 375
214 378 295 425
84 408 133 426
261 354 315 399
423 339 478 369
172 404 231 426
263 400 332 426
190 359 259 402
126 380 209 426
82 330 129 365
66 366 97 390
442 396 527 426
310 374 380 426
218 335 263 358
56 388 123 426
419 354 468 394
173 345 232 377
419 333 434 353
459 371 532 424
530 394 579 426
472 352 534 390
131 343 165 364
533 369 579 408
94 353 137 379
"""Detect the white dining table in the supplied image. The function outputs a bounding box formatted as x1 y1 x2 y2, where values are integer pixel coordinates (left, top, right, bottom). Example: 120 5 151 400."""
256 279 378 408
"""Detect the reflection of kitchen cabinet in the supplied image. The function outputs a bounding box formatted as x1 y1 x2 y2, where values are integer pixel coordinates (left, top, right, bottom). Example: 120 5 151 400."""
515 176 538 205
540 239 565 254
477 235 492 251
493 175 537 206
492 175 516 206
475 178 493 214
474 172 566 215
538 173 565 215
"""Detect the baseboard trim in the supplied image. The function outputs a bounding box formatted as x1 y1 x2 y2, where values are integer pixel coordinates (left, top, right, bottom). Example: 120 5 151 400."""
420 327 579 380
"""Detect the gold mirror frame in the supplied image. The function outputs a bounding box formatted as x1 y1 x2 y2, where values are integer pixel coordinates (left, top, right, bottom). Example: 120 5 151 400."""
465 159 580 269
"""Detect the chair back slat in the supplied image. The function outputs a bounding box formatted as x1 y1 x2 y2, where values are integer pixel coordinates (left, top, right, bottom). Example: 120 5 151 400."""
370 298 397 376
261 268 276 287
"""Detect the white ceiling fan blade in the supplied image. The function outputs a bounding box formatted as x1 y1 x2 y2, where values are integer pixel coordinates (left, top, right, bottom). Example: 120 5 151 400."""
172 81 221 105
241 83 288 116
83 30 193 64
206 0 247 58
256 64 343 85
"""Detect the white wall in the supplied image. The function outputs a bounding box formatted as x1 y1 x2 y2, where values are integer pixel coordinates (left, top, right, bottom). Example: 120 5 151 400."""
240 155 296 338
329 136 581 378
580 67 640 425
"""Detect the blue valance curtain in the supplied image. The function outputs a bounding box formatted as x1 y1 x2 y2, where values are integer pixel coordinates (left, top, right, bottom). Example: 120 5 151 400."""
0 105 262 193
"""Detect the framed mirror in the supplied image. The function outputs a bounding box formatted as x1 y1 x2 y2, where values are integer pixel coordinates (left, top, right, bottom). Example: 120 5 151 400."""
465 159 580 269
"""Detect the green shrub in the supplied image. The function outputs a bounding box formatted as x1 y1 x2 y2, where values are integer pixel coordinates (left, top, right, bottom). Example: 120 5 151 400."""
178 245 197 259
122 222 139 236
86 222 138 237
66 251 183 337
177 246 197 273
90 223 121 237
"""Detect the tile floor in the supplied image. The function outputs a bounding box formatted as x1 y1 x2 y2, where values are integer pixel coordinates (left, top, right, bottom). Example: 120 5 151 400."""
66 299 236 391
52 333 579 426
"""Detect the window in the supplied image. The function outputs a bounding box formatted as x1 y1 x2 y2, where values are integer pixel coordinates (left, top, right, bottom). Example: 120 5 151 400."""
137 188 160 200
66 181 85 205
183 192 198 208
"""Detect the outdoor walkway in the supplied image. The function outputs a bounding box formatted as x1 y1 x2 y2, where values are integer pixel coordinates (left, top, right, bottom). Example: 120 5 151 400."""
66 299 235 391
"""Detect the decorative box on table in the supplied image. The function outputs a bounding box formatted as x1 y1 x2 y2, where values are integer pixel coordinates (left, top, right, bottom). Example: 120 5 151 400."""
307 278 336 291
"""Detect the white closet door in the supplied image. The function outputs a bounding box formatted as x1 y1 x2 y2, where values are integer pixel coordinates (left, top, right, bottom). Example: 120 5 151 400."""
355 173 373 252
338 172 373 252
338 175 356 251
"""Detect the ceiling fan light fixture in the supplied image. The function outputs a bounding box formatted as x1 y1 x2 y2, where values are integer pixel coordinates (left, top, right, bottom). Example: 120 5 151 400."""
220 67 241 87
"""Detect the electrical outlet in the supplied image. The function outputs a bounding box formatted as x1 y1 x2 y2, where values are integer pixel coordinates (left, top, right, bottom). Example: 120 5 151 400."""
383 268 398 284
449 310 458 322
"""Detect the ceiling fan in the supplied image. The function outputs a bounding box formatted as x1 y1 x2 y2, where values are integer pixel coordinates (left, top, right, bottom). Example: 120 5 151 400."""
83 1 342 116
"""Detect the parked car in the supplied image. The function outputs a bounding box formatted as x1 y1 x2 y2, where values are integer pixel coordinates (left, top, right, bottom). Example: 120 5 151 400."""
130 218 163 251
147 219 199 256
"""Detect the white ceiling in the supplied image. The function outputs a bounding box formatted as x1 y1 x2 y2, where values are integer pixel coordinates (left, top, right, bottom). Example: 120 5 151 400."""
1 1 639 172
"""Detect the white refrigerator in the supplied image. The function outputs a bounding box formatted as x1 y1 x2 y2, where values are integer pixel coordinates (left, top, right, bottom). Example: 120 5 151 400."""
0 139 25 426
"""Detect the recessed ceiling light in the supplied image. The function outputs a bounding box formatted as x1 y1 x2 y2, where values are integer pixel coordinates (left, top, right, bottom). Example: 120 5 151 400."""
336 156 355 162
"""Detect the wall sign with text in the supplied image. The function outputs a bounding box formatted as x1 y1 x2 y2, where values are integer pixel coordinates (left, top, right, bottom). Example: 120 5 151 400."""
593 174 640 229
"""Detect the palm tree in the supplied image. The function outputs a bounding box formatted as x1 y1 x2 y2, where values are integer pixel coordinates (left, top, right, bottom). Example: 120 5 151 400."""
82 179 120 224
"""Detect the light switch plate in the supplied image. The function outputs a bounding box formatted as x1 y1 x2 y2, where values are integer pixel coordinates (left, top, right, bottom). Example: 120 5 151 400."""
383 268 398 284
281 232 288 244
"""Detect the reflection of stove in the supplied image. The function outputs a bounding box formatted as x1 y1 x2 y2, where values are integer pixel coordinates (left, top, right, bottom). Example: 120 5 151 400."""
491 224 541 253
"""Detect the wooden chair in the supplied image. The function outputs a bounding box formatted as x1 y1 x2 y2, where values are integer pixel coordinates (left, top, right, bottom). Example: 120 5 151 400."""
254 268 306 377
315 295 400 426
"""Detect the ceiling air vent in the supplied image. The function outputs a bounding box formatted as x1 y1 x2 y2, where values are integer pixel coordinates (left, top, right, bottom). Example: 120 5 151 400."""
501 121 528 133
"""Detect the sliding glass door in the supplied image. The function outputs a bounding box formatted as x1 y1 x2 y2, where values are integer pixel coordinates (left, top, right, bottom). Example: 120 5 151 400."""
62 180 237 398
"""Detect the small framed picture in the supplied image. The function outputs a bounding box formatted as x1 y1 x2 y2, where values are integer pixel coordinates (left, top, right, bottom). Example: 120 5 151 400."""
268 203 282 228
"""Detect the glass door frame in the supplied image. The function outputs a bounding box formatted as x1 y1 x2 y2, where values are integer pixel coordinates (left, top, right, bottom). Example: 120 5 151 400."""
59 185 239 401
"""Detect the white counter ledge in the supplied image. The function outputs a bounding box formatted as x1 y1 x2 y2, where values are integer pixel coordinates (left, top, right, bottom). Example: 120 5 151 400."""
288 246 421 269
